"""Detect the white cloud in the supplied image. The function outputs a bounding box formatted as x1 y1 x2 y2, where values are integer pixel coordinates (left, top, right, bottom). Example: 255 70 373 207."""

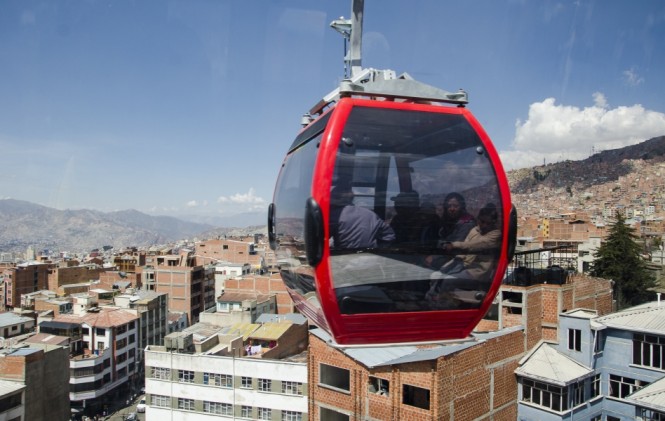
500 94 665 170
185 200 209 209
623 67 645 87
217 188 266 205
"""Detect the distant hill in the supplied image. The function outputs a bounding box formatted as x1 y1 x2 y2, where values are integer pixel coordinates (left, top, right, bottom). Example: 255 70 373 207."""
3 136 665 254
508 135 665 193
0 199 215 253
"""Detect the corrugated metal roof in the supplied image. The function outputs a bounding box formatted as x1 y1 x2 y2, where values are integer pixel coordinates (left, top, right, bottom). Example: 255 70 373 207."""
222 322 261 340
250 322 291 341
24 333 70 346
311 326 522 368
565 309 598 319
0 380 25 395
256 313 307 325
515 343 592 386
217 292 272 303
625 376 665 412
596 302 665 334
0 312 33 326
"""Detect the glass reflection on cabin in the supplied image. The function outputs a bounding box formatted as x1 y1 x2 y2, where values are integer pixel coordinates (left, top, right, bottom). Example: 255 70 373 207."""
328 106 503 314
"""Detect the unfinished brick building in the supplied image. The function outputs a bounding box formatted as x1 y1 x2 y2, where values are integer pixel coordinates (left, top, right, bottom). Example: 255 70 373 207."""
307 273 613 420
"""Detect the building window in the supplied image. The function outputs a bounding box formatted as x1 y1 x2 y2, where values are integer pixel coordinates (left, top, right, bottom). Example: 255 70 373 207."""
403 384 430 410
369 376 390 396
320 364 350 392
203 372 232 387
320 407 350 421
522 378 568 411
258 408 272 420
203 401 232 415
594 331 603 353
0 393 22 413
633 333 665 369
151 367 171 380
568 328 581 352
177 398 194 411
640 408 665 420
151 394 170 408
609 374 648 399
282 381 303 395
591 374 601 398
178 370 194 383
571 380 585 407
258 378 271 392
241 405 253 418
282 410 303 421
241 376 252 389
590 415 602 421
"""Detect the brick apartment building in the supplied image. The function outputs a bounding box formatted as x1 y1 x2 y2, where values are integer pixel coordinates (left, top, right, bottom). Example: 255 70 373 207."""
195 237 266 271
0 342 71 421
0 261 49 310
140 250 215 324
46 261 105 292
223 272 295 315
307 271 613 420
112 248 146 274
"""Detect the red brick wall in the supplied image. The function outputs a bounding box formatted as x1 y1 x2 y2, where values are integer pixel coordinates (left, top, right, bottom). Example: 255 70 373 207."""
47 265 104 291
309 327 525 420
525 288 543 350
195 238 263 267
0 353 27 380
223 272 294 314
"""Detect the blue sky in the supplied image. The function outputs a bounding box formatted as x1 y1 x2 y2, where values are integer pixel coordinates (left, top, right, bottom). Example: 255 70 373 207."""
1 0 664 224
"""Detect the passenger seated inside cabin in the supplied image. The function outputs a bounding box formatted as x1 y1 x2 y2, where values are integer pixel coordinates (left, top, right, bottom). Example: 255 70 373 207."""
423 192 476 268
389 190 423 244
438 192 476 243
426 203 501 303
329 184 395 249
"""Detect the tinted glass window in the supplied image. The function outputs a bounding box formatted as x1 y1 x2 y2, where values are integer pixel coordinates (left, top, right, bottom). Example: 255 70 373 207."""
273 130 321 301
329 105 503 314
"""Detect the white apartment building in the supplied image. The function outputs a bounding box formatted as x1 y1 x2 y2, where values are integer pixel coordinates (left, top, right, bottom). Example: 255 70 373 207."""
144 347 308 420
42 304 140 414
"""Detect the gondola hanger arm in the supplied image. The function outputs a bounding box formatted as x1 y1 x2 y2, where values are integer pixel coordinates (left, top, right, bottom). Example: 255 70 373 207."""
305 0 468 124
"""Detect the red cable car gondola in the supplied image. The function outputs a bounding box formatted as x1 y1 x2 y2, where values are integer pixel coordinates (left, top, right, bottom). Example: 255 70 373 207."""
268 1 516 346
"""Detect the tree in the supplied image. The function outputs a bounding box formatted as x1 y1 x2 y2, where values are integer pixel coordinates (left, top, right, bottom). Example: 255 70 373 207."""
590 213 656 309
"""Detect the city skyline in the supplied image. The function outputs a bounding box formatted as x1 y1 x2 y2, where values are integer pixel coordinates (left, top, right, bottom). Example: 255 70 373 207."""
1 0 664 220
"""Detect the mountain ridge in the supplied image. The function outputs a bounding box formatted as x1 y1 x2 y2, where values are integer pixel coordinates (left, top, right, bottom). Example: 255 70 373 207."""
0 199 219 253
507 135 665 193
3 135 665 254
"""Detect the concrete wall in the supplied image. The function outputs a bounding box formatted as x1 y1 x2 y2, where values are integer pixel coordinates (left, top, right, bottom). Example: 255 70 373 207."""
144 349 308 420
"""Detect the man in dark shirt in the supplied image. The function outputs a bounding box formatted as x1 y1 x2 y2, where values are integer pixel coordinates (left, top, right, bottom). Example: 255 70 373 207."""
329 185 395 249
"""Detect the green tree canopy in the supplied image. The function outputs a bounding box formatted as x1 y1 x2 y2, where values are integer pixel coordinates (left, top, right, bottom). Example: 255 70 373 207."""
591 213 656 309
